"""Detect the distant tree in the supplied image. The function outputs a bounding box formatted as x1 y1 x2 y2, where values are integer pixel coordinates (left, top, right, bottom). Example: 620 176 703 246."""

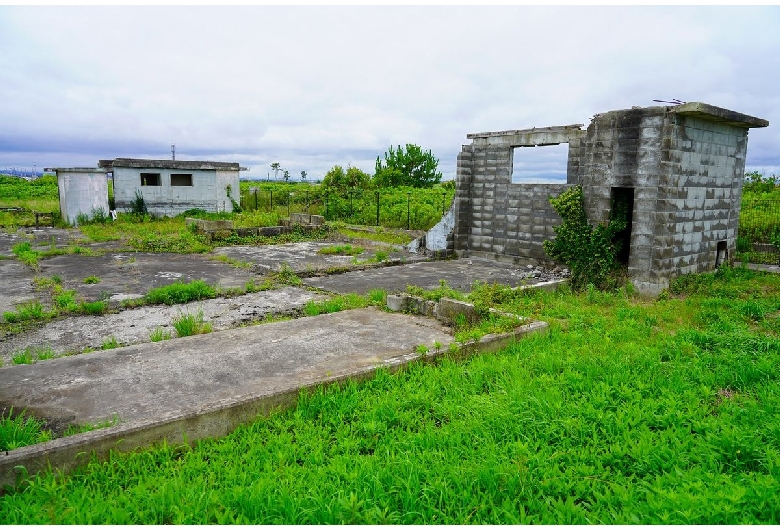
270 162 281 181
322 164 371 192
300 170 307 182
374 144 442 188
282 169 290 183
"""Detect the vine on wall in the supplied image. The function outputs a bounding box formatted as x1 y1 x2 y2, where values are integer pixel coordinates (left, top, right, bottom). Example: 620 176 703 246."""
543 185 628 291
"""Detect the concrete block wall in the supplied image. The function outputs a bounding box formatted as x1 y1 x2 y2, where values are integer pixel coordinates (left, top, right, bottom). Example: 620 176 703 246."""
453 139 572 265
572 105 759 293
453 102 767 294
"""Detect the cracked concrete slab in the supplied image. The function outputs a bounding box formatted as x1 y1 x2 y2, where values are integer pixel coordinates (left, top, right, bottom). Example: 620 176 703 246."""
0 287 326 364
303 257 564 295
0 308 454 431
213 241 426 273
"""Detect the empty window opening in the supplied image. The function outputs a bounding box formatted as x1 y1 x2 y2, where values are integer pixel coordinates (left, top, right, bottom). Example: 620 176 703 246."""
611 187 634 266
140 173 161 186
511 143 569 184
171 173 193 186
715 240 728 268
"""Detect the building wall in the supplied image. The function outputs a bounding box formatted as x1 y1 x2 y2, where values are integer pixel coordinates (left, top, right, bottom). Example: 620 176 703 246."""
114 167 240 216
573 107 751 294
56 170 109 226
452 103 764 294
453 132 576 265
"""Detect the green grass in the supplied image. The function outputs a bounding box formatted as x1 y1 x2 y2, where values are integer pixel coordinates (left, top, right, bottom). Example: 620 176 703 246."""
336 226 413 245
2 266 780 523
0 408 52 451
149 327 173 342
303 293 369 316
83 276 101 284
172 309 213 337
79 301 108 315
101 336 120 350
144 280 217 306
317 244 364 256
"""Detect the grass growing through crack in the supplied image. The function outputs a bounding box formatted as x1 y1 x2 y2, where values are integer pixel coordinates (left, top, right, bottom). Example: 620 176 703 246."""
172 309 213 337
144 280 217 306
3 266 780 523
149 327 172 342
317 244 364 256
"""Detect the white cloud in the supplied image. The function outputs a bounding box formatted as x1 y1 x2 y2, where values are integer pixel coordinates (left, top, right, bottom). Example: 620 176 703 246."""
1 5 778 180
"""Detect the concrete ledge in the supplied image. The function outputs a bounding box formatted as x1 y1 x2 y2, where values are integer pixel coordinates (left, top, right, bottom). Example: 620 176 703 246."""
0 316 548 491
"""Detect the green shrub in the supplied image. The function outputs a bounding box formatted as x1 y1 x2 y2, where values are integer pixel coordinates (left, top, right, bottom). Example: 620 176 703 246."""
83 276 101 284
543 185 627 291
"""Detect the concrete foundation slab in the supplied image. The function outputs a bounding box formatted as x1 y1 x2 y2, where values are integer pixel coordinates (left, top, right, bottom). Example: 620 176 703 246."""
304 257 564 295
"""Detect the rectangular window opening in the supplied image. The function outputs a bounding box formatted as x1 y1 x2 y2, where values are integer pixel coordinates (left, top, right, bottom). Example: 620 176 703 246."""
171 173 193 187
140 173 161 186
511 143 569 184
611 187 634 266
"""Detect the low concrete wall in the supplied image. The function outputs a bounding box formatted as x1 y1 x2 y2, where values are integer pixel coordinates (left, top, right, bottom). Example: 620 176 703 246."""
0 319 547 490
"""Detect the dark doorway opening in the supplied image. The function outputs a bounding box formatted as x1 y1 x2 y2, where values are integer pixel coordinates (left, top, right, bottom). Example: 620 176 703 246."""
716 240 728 268
611 187 635 265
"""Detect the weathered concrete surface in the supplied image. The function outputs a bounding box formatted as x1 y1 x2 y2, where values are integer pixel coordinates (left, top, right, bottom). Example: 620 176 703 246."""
214 241 427 273
0 259 36 317
304 257 565 295
38 252 258 303
0 307 453 429
0 308 548 488
0 287 326 364
0 227 92 257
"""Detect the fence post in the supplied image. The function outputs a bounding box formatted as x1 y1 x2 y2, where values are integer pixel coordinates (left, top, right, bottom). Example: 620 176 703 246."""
407 192 411 230
442 192 446 215
376 192 380 226
306 191 310 215
288 193 292 217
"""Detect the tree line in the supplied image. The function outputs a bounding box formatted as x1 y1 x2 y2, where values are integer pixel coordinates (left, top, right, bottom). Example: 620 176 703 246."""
269 143 443 191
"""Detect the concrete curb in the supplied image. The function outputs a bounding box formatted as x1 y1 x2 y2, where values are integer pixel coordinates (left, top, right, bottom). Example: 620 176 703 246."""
0 319 548 491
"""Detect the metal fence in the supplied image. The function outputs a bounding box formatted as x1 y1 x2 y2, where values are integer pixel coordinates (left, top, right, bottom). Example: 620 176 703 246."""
239 187 454 231
738 199 780 264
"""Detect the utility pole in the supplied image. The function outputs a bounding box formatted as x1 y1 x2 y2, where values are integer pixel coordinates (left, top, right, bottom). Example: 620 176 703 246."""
171 144 176 161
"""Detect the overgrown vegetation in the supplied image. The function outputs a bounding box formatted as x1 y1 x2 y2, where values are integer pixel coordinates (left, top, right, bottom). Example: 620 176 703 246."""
543 185 627 291
3 266 780 523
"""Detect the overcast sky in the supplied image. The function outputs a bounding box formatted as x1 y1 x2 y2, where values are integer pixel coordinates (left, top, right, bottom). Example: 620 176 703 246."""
1 5 779 182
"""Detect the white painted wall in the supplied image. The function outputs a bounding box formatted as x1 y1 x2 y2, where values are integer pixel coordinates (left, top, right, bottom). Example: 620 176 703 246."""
113 167 241 216
56 169 109 226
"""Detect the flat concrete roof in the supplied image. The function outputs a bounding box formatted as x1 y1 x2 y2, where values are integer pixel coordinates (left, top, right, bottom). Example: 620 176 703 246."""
99 159 242 171
43 167 107 173
671 101 769 128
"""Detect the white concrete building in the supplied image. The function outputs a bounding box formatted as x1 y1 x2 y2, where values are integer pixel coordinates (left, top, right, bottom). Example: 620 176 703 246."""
101 158 244 217
50 167 110 226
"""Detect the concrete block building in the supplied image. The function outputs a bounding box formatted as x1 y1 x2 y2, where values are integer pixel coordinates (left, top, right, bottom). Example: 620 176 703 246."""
452 102 768 295
101 159 243 217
